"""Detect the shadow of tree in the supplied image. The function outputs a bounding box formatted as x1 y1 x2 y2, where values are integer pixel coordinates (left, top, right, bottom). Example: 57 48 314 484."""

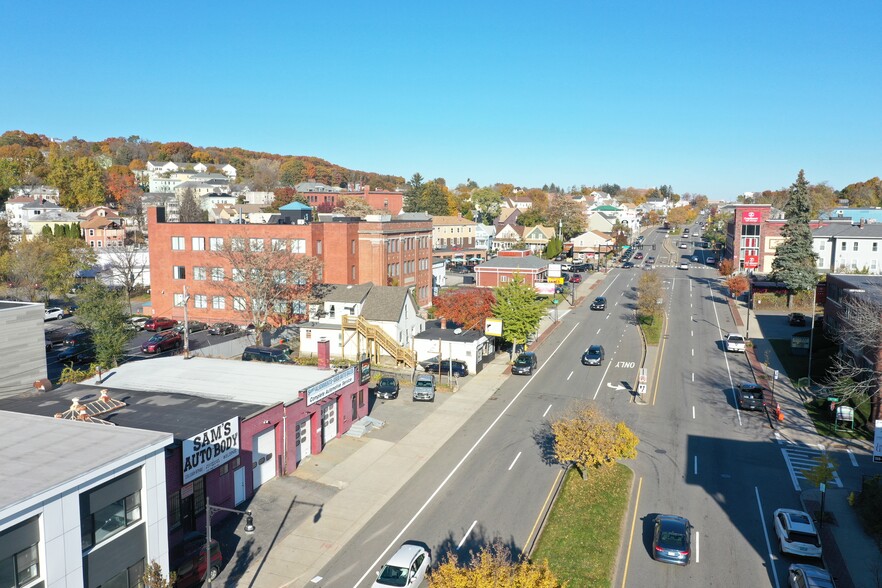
532 420 560 466
431 523 522 571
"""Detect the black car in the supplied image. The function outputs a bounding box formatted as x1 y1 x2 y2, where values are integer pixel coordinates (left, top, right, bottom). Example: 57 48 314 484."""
173 320 208 334
737 382 768 411
590 297 607 311
788 312 807 327
511 352 537 375
653 515 692 565
58 343 95 363
422 359 468 377
581 345 605 366
374 377 400 399
209 322 237 335
622 261 634 269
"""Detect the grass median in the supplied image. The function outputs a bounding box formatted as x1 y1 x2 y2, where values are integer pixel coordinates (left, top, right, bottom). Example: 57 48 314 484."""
638 313 663 345
532 463 633 587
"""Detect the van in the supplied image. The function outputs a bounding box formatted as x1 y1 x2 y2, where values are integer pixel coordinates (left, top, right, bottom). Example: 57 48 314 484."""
413 374 436 402
241 345 294 364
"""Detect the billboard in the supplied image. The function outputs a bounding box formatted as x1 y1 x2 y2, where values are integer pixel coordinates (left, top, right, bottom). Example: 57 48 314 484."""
484 317 503 337
535 282 556 296
183 417 240 484
306 367 355 405
548 263 562 278
742 209 761 224
744 254 759 269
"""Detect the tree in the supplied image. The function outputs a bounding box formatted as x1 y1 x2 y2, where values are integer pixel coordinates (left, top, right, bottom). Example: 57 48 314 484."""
248 158 281 191
471 187 503 223
179 188 207 222
599 183 621 196
334 195 375 217
211 239 323 342
544 237 563 259
725 275 750 299
771 170 818 294
515 207 546 227
403 173 425 212
100 245 148 309
646 210 661 226
432 288 497 329
0 237 93 301
0 220 10 254
422 181 451 216
74 281 132 368
804 453 839 489
142 560 176 588
106 165 138 203
718 259 735 277
429 542 562 588
119 188 146 244
692 194 709 210
611 221 631 250
665 205 696 228
636 270 662 324
552 403 639 480
545 197 585 240
492 276 546 350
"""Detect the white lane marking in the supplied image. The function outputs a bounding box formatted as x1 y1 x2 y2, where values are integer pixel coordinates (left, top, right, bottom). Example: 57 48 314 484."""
848 449 858 467
458 520 478 549
615 301 618 306
354 323 582 586
692 349 694 356
691 372 694 382
543 404 552 418
694 456 698 475
605 314 610 320
691 330 694 337
592 356 617 400
599 274 620 296
707 278 743 426
597 328 601 335
567 371 573 381
692 406 696 419
774 432 783 444
508 451 522 471
755 487 781 588
696 531 700 563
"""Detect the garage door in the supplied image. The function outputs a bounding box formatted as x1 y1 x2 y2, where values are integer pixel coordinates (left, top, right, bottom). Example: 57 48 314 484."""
295 418 311 464
321 402 337 444
252 428 276 490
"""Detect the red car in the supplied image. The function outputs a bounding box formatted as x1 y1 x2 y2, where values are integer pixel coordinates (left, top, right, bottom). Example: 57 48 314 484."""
569 274 583 283
144 317 178 331
141 331 183 354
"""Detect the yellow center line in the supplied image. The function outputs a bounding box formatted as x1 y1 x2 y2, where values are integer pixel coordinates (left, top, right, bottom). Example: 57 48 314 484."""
524 466 566 551
620 476 644 588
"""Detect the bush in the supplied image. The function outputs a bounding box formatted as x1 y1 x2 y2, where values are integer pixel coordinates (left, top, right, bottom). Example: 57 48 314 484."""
854 475 882 539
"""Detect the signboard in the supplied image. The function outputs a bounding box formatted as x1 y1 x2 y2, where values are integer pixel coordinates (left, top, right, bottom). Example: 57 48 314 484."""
742 209 761 224
875 420 882 463
359 358 371 385
535 282 556 296
484 317 503 337
548 277 565 285
637 384 647 395
774 370 779 380
639 368 647 384
183 417 240 484
306 366 355 405
548 263 562 278
744 254 759 269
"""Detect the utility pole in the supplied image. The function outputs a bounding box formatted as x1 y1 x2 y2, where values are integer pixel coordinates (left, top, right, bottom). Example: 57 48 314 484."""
182 284 191 359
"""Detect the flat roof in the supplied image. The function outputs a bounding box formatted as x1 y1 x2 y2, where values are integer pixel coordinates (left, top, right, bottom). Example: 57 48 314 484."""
0 301 41 312
78 356 332 406
0 411 171 513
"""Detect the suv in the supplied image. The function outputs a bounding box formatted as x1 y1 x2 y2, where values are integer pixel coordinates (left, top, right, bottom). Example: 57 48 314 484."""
144 317 177 332
590 297 607 311
773 509 822 558
241 345 293 363
725 333 746 352
172 532 223 588
141 331 183 354
413 374 436 402
737 383 768 411
582 345 605 366
422 359 468 377
44 307 64 321
58 342 95 363
512 352 538 375
788 312 807 326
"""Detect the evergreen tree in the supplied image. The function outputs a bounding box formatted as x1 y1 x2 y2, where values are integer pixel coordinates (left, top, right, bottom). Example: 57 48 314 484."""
179 188 207 222
403 172 425 212
771 170 818 292
492 276 547 350
422 181 450 216
545 237 563 259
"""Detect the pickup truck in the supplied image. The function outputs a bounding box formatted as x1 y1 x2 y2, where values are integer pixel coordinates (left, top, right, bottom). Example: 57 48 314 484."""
725 333 746 352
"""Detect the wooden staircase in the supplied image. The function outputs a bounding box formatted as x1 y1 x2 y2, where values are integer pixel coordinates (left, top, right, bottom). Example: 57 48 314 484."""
341 315 418 368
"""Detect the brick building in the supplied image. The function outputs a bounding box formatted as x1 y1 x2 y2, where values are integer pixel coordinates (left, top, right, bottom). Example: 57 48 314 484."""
147 207 433 325
297 184 405 214
473 250 549 288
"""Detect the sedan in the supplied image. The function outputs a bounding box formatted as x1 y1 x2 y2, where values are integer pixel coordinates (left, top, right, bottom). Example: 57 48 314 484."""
653 515 692 565
581 345 605 366
633 252 645 260
44 307 64 321
678 262 689 270
209 322 238 336
141 331 183 354
374 377 400 399
788 312 807 327
691 255 700 262
678 243 688 249
622 261 635 269
787 563 835 588
774 508 822 558
174 320 208 334
372 544 430 588
144 317 178 332
590 297 607 311
569 274 583 284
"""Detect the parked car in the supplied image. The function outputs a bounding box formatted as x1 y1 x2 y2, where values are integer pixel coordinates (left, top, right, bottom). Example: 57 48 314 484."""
787 563 835 588
422 359 468 377
774 508 822 558
725 333 746 352
788 312 807 327
581 345 605 366
58 343 95 363
126 316 149 330
372 544 431 588
173 320 208 334
144 317 177 332
241 345 293 363
413 374 436 402
44 307 64 321
622 261 634 269
172 531 223 588
706 256 716 265
209 322 237 335
374 377 400 399
691 255 700 262
679 243 688 249
63 331 91 347
569 274 583 284
737 382 768 411
678 262 689 270
634 252 644 260
142 331 183 354
590 296 607 311
511 352 538 375
652 514 692 565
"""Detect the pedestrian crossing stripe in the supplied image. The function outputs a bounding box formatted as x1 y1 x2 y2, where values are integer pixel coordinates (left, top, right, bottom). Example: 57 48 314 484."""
781 445 843 492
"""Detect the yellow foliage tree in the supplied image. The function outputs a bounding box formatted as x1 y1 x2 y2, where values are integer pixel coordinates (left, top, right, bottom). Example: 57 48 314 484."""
552 404 639 480
429 542 564 588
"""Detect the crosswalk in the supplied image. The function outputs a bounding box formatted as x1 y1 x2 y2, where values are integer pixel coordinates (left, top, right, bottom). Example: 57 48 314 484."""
777 439 843 492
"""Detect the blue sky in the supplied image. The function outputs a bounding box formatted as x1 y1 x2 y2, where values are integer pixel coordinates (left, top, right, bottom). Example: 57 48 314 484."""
3 1 880 198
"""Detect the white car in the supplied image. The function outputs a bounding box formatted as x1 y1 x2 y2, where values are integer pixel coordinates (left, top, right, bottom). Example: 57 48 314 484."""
725 333 746 352
678 263 689 270
126 316 149 330
774 509 822 558
679 243 688 249
373 544 431 587
44 307 64 321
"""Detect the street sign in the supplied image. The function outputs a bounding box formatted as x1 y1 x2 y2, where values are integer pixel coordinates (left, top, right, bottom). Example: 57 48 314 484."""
637 383 647 395
639 368 647 384
774 370 779 380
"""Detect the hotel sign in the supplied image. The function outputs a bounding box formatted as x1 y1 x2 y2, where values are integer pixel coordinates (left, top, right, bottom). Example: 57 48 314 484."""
306 366 355 405
742 210 761 224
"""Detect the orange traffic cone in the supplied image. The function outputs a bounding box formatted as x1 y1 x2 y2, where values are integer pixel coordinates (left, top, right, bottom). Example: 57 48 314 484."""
775 404 784 422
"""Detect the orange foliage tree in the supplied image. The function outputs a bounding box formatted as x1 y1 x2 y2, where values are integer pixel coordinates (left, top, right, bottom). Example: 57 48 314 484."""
718 258 735 276
432 288 496 330
106 165 138 203
725 275 750 299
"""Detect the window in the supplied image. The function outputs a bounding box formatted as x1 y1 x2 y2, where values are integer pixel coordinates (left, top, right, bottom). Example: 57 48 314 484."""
211 267 224 281
316 240 323 254
194 295 207 309
193 266 206 280
212 296 225 310
305 329 312 339
89 229 95 236
233 268 245 282
819 242 825 251
233 296 246 311
173 266 185 279
874 243 879 252
271 238 286 251
291 239 306 253
210 237 224 251
173 293 185 307
81 490 142 549
171 236 185 250
501 275 509 282
192 237 205 250
842 241 847 251
293 271 307 286
293 300 307 314
351 239 356 254
352 265 356 280
249 238 264 251
231 238 244 251
854 242 859 251
98 559 145 588
272 270 286 284
273 301 288 313
329 305 335 318
0 543 39 587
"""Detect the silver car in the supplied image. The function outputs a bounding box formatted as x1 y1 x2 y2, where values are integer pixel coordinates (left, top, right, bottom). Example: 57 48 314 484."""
372 544 431 587
413 374 435 402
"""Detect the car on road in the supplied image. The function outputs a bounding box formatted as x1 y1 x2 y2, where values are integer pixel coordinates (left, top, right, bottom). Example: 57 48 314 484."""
172 531 223 588
374 377 400 399
706 256 716 265
646 256 656 264
736 382 768 411
141 331 183 354
691 255 700 262
581 345 605 366
126 316 149 330
725 333 746 352
569 274 583 283
413 374 436 402
590 296 607 311
144 317 177 332
787 563 835 588
422 359 468 377
44 307 64 321
511 352 538 375
634 252 644 260
622 261 634 269
678 262 689 270
774 508 822 558
372 544 431 588
788 312 807 327
208 322 237 335
652 514 692 565
679 243 688 249
173 320 208 334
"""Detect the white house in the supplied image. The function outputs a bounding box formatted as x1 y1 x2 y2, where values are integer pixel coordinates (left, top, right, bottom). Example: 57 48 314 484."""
413 320 492 374
569 230 614 261
432 258 447 295
812 223 882 274
475 223 497 251
584 210 616 233
9 185 60 202
20 199 66 232
4 196 34 228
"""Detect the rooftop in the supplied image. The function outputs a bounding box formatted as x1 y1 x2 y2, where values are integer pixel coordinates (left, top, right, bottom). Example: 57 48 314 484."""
415 326 485 343
475 255 549 270
813 223 882 237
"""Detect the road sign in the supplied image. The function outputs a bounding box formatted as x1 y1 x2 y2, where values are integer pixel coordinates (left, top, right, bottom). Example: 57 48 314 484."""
774 370 779 380
637 383 647 395
639 368 647 384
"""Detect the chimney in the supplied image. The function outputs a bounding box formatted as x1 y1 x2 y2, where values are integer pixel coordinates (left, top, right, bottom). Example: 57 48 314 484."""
440 317 447 329
317 338 331 370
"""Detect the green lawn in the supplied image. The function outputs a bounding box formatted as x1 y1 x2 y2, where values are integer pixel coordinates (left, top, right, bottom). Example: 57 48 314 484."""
805 396 873 441
532 464 633 587
638 314 663 345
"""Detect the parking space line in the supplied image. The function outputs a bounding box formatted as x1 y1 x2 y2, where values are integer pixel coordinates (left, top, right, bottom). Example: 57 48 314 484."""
847 448 858 467
567 371 573 381
542 404 552 418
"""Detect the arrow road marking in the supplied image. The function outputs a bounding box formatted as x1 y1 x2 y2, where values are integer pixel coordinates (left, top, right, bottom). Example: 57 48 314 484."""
607 383 626 391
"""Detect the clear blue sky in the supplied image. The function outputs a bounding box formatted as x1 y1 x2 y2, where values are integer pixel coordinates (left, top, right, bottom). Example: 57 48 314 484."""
3 1 880 198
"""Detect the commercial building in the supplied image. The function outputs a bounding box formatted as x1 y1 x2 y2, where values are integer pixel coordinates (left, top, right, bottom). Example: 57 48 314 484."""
473 250 549 288
0 301 47 400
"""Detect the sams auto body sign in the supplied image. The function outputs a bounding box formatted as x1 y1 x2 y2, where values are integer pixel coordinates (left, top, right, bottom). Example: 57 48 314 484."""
742 209 761 224
183 417 240 484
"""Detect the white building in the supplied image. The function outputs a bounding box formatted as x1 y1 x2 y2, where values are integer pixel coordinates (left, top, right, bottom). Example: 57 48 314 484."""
475 224 497 251
812 223 882 274
413 321 492 374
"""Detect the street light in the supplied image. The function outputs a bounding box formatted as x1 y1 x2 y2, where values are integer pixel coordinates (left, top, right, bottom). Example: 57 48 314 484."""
205 496 255 587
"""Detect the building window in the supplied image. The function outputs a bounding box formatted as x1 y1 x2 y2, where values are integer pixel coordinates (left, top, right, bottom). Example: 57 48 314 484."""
352 265 356 280
842 241 847 251
81 490 142 549
232 238 244 251
233 296 246 311
233 268 245 282
292 271 307 286
819 242 825 251
173 293 185 307
274 300 288 313
210 237 224 251
273 270 286 284
329 305 335 318
173 266 185 279
89 229 95 236
500 275 509 283
316 240 322 254
194 295 207 309
212 296 225 310
271 238 286 251
100 559 145 588
211 267 224 281
874 242 879 252
291 239 306 253
249 238 263 251
172 236 185 250
854 242 859 251
293 300 307 314
0 542 39 587
193 266 206 280
352 239 356 254
305 329 312 339
192 237 205 251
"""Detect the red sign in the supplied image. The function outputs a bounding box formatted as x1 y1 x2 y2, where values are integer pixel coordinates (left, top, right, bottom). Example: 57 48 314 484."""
744 255 759 268
742 210 761 224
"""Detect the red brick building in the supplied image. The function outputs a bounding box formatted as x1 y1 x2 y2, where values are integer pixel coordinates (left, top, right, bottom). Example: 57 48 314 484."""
147 207 432 324
299 185 405 214
473 250 549 288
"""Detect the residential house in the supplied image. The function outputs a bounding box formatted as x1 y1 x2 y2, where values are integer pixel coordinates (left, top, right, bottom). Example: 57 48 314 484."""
474 249 549 288
242 190 276 206
9 184 60 202
26 210 81 239
4 196 35 229
812 223 882 274
432 257 447 295
584 210 616 233
493 223 525 251
211 203 269 223
506 196 534 211
568 230 615 261
432 216 477 249
475 224 497 252
80 215 126 248
19 199 64 232
522 225 555 255
494 207 521 230
413 319 493 374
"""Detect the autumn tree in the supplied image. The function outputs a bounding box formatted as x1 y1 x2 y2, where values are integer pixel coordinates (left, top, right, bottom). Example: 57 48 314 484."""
49 156 106 209
179 188 207 222
433 288 497 330
516 207 546 227
471 187 503 223
718 259 735 276
725 274 750 299
523 188 549 214
334 195 375 218
552 403 639 479
0 237 94 301
665 205 696 228
106 165 139 203
545 197 585 240
636 270 662 324
691 194 709 210
211 238 323 342
429 542 563 588
771 170 818 295
646 210 661 226
492 276 546 350
248 158 281 191
142 560 176 588
74 281 132 368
